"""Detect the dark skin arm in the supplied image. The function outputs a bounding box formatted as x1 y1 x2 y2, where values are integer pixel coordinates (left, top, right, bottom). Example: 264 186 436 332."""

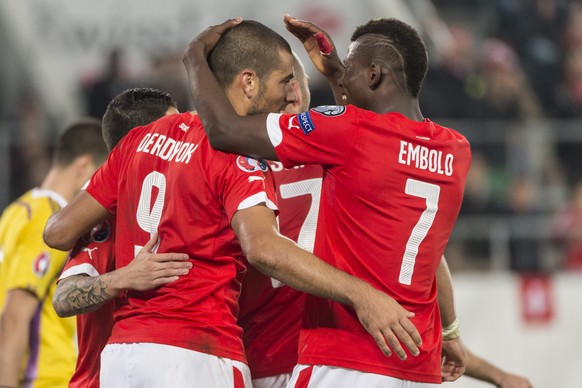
232 205 422 360
283 15 346 103
465 347 533 388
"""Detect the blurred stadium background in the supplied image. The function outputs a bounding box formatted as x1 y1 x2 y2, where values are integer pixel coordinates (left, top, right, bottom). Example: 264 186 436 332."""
0 0 579 386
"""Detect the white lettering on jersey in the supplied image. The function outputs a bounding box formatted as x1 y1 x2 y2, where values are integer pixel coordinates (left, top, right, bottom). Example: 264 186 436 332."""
137 133 198 164
398 140 454 176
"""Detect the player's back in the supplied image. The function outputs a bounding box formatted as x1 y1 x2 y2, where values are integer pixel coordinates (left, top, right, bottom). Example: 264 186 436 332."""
309 108 470 381
0 189 76 387
87 112 275 363
317 110 469 295
269 105 471 382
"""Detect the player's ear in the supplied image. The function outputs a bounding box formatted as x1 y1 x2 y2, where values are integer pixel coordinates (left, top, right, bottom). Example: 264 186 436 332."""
239 68 258 98
369 62 383 90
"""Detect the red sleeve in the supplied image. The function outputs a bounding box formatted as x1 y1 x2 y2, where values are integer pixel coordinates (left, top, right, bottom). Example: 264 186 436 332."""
266 105 361 168
214 154 278 222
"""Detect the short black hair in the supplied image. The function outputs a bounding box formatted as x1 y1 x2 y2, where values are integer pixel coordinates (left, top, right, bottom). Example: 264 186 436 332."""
102 88 176 150
208 20 291 89
351 18 428 97
53 118 108 167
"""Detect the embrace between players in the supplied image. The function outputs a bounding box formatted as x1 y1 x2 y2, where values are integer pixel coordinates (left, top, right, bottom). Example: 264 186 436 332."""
42 14 486 388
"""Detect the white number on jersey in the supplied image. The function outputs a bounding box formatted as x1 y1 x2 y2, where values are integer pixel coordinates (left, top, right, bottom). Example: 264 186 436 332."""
399 178 440 285
271 177 323 288
134 171 167 255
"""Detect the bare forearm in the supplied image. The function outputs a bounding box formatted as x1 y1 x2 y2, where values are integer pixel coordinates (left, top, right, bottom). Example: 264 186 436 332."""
465 348 504 385
436 255 457 326
0 324 28 387
248 234 368 307
184 57 235 148
53 273 122 317
44 191 111 251
0 316 29 385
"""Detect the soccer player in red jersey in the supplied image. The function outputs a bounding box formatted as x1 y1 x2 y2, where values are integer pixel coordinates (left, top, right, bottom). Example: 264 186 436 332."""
243 52 532 388
52 88 191 388
238 53 322 388
183 16 472 387
45 21 421 388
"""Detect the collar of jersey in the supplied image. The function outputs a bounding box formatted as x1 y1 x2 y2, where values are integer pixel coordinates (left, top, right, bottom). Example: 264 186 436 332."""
31 188 68 208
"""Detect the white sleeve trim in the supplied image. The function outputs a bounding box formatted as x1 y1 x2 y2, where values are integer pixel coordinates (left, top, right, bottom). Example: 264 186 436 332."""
58 263 100 281
266 113 283 147
237 192 278 212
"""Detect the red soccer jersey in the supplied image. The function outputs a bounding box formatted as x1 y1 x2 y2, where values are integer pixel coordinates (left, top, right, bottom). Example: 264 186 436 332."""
86 112 277 363
238 163 323 379
58 218 116 388
265 105 471 383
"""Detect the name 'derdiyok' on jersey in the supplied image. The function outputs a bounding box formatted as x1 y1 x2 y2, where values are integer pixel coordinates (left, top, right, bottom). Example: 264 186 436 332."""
136 133 198 163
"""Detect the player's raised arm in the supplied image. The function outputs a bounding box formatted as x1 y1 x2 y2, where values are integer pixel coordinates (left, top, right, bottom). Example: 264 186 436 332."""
283 15 347 105
183 18 279 160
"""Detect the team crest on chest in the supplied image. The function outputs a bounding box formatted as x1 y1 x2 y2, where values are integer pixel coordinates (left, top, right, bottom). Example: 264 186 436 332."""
33 251 50 277
236 156 268 173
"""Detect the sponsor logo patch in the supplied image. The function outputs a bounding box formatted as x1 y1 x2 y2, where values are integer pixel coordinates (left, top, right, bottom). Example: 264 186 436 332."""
82 247 99 261
33 252 50 277
298 111 315 135
236 156 269 173
287 116 301 131
312 105 346 117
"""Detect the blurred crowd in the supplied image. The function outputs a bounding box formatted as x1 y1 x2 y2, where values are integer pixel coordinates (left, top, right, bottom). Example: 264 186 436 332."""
418 0 582 273
8 0 582 273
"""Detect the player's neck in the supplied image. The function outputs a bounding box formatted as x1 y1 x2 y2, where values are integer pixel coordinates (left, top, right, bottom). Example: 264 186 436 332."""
40 167 79 202
376 96 423 121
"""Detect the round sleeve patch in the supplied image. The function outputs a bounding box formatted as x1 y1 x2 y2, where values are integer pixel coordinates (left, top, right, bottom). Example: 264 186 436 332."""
236 156 269 173
312 105 346 116
90 220 112 243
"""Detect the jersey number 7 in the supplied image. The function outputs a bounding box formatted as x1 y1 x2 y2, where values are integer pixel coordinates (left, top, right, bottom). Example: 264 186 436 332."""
271 177 323 288
399 178 440 285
